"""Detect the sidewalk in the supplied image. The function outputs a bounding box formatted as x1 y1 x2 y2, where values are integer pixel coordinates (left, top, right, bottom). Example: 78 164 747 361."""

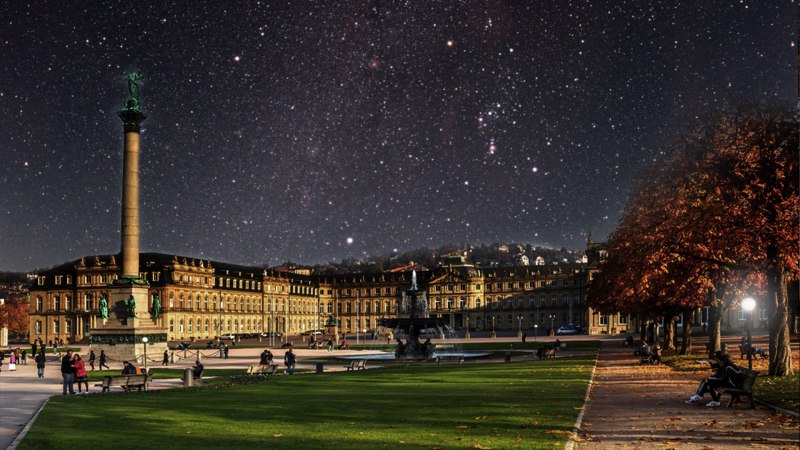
575 341 800 449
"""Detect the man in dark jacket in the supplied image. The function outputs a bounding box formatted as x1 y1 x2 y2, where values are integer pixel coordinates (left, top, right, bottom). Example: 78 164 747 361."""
61 350 75 394
35 351 46 378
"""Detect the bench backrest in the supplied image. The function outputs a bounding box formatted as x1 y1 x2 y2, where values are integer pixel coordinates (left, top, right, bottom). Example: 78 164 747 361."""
356 359 366 368
737 368 758 390
246 365 255 374
106 374 149 386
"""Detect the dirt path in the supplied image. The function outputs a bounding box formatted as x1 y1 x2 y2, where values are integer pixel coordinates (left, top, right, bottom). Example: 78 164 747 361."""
575 341 799 449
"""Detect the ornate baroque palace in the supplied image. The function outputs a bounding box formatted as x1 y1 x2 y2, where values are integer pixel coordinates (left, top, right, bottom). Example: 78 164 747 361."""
28 241 617 344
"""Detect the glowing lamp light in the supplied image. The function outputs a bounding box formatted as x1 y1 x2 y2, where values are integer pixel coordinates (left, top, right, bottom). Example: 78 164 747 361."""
741 297 756 312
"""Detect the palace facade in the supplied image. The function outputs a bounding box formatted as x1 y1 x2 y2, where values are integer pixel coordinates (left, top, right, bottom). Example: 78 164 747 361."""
28 242 637 344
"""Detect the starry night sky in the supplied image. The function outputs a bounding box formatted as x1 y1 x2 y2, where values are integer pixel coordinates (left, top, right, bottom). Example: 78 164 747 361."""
1 1 795 271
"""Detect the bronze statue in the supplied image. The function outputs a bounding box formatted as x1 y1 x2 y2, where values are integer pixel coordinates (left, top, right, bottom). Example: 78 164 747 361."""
124 71 143 110
126 295 137 318
151 295 161 320
99 294 109 319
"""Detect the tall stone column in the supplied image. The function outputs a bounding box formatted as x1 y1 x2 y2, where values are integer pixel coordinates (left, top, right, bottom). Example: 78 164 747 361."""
117 108 146 279
88 72 167 363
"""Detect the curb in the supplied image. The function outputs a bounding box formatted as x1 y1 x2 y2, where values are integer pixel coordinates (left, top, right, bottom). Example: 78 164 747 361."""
564 351 599 450
755 399 800 419
7 397 49 450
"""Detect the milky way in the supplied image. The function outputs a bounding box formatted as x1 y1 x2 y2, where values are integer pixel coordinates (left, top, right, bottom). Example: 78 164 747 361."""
0 1 794 271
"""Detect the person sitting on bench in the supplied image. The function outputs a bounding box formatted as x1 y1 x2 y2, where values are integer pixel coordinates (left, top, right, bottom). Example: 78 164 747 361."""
740 336 766 359
192 360 204 381
686 351 741 407
121 361 138 391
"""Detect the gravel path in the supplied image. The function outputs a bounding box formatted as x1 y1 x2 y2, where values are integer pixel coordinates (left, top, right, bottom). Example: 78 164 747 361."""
575 341 800 450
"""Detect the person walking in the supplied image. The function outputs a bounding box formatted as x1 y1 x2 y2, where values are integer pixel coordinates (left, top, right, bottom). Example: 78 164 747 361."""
72 354 89 394
35 351 46 378
32 341 38 357
521 331 527 344
162 350 169 366
284 348 296 375
98 350 110 370
60 350 75 395
88 350 96 371
327 338 333 352
223 345 229 360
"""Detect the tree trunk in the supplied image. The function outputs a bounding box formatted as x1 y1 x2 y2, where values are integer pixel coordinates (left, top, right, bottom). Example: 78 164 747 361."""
664 316 676 350
766 259 793 376
706 287 723 357
788 280 799 335
679 313 693 355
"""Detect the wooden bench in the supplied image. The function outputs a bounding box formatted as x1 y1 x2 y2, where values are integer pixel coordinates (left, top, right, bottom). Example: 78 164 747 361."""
738 344 765 360
436 355 464 365
95 374 153 393
718 368 759 408
344 359 366 371
245 364 278 376
538 347 558 359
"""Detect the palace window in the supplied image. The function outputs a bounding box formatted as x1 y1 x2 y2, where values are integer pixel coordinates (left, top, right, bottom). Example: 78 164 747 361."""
53 319 60 334
65 295 72 310
38 276 45 285
35 321 43 335
55 275 63 285
36 296 43 311
460 297 467 309
84 294 92 310
53 296 60 311
599 314 608 326
169 320 174 332
179 320 184 333
204 295 209 310
65 318 72 334
435 299 442 310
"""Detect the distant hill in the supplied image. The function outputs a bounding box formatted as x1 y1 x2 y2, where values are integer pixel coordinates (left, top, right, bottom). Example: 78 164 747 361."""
311 242 585 275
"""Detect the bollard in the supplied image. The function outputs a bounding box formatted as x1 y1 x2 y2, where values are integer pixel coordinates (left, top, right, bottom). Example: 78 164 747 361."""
170 351 175 364
197 352 202 362
316 362 324 374
183 368 194 387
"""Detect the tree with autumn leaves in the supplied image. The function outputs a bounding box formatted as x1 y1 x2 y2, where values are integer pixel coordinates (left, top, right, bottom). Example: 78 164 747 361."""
0 295 29 339
589 110 798 376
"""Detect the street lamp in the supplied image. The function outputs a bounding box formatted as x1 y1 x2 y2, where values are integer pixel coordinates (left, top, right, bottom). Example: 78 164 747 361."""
491 316 496 338
141 336 149 374
741 297 756 370
517 315 523 338
549 314 556 336
534 324 538 341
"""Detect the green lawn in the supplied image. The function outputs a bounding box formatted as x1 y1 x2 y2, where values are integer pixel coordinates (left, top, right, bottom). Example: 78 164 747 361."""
19 356 595 450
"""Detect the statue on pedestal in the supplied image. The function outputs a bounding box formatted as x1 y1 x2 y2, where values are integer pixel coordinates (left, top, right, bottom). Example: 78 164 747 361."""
151 295 161 320
126 295 137 318
99 294 109 319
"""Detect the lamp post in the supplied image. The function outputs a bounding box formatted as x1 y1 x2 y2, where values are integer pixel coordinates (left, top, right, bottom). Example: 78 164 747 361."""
534 324 538 341
141 336 149 374
491 316 496 339
741 297 756 370
549 314 555 336
517 314 523 338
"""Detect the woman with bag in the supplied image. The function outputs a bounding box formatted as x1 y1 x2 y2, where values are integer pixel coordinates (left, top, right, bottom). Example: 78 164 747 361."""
71 354 89 394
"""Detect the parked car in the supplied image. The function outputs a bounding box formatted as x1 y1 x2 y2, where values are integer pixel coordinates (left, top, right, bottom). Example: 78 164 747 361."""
260 332 281 337
300 330 323 336
221 334 237 340
556 324 580 335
